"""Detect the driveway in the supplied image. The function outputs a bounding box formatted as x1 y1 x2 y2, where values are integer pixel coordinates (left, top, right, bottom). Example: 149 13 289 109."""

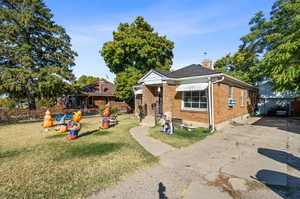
88 117 300 199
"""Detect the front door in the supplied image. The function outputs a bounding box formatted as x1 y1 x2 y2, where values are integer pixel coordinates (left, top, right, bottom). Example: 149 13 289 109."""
158 87 163 114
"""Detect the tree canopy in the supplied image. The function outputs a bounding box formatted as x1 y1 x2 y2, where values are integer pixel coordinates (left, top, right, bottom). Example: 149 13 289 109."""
100 16 174 101
0 0 77 109
114 67 143 101
240 0 300 93
214 50 259 84
75 75 104 88
216 0 300 93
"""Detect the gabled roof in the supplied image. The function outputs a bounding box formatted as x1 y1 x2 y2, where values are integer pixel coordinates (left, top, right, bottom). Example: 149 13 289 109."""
81 80 115 96
152 64 220 78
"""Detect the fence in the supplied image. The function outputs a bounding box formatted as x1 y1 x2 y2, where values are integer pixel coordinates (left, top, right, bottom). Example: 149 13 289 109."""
0 106 99 123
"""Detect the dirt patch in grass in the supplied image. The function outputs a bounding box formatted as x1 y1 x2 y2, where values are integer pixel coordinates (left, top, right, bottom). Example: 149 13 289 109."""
0 114 158 199
149 126 210 148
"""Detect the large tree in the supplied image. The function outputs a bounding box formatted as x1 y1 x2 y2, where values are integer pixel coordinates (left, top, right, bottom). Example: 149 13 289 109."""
240 0 300 93
101 16 174 74
114 67 143 101
100 16 174 101
0 0 77 109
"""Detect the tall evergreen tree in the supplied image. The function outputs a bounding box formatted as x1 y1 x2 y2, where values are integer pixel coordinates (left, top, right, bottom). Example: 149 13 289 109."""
0 0 77 109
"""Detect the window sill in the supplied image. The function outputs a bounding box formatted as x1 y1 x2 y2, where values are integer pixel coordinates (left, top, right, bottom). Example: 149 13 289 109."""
181 109 208 113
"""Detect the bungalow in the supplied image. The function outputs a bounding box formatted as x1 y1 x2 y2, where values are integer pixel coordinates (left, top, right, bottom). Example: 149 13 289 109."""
133 62 258 130
61 80 130 112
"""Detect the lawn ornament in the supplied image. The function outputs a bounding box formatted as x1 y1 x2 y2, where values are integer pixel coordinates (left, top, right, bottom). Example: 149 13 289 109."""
160 112 173 135
67 121 81 140
57 125 67 134
43 110 53 129
101 107 110 129
59 114 67 124
73 111 82 122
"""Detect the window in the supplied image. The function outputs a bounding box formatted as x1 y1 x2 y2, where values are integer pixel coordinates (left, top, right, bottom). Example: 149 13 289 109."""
182 90 208 111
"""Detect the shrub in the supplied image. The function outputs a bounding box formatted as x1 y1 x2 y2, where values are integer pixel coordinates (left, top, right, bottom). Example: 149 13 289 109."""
0 98 18 109
99 105 119 115
36 98 57 108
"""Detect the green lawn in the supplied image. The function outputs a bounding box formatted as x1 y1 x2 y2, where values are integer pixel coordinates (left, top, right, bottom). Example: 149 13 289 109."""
0 114 158 199
149 125 210 148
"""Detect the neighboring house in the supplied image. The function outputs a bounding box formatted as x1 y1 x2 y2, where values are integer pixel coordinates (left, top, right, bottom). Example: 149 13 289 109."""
62 80 130 112
257 80 300 116
133 63 257 129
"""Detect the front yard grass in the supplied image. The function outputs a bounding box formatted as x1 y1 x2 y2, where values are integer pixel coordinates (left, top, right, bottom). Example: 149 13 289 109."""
0 114 158 199
149 125 210 148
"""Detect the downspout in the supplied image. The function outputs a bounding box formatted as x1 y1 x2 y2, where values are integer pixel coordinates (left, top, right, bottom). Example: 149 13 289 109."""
208 75 225 132
208 77 213 132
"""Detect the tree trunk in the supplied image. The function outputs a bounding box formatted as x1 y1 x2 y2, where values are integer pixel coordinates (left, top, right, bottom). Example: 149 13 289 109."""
27 94 36 110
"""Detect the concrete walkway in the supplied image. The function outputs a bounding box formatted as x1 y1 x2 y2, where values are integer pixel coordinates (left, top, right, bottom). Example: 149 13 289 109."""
88 117 300 199
130 125 175 156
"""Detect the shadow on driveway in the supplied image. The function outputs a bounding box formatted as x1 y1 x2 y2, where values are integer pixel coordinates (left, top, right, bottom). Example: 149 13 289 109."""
258 148 300 171
254 169 300 199
252 117 300 134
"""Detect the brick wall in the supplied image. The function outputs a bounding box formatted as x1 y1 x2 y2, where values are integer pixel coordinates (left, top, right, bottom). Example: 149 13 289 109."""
136 82 256 124
213 83 256 124
163 83 209 123
142 85 157 116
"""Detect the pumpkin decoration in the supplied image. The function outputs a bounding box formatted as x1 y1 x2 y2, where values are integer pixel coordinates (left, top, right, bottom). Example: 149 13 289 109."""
73 111 82 122
57 125 67 133
43 110 53 128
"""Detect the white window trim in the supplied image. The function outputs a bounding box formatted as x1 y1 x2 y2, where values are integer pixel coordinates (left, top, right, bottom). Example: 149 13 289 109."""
181 90 208 112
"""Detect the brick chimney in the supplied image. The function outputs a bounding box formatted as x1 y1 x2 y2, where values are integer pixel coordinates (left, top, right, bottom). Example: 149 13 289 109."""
201 59 214 70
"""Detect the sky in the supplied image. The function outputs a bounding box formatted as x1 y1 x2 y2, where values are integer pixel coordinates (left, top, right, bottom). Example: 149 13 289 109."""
44 0 274 81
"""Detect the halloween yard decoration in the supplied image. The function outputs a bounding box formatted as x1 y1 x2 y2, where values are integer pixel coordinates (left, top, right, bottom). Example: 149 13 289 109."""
43 110 53 130
101 108 110 129
160 112 173 135
73 111 82 122
67 120 81 140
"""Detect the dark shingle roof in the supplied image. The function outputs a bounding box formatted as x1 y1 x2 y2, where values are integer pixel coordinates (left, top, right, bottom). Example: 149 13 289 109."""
166 64 219 78
81 80 116 96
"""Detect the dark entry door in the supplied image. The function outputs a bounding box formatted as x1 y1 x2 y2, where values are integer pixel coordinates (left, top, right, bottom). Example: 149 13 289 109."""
158 87 163 114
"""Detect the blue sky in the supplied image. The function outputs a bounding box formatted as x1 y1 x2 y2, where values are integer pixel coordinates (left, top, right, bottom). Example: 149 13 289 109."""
44 0 274 81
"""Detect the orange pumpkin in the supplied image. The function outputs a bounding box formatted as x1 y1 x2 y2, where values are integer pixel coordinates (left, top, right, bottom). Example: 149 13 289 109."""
57 125 67 133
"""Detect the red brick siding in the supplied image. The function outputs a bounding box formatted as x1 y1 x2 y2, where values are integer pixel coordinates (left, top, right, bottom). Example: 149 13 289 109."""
213 83 256 124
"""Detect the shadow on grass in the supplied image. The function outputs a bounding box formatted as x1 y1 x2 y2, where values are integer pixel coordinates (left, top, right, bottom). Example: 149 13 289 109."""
45 133 67 139
45 130 112 139
54 142 126 161
0 149 23 159
78 130 111 138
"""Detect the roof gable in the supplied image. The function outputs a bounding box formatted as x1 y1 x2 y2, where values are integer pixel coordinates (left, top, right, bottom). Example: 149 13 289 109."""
139 69 168 84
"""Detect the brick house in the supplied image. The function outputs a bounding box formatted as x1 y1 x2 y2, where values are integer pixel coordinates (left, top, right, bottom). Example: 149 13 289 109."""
64 80 130 112
133 63 257 129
